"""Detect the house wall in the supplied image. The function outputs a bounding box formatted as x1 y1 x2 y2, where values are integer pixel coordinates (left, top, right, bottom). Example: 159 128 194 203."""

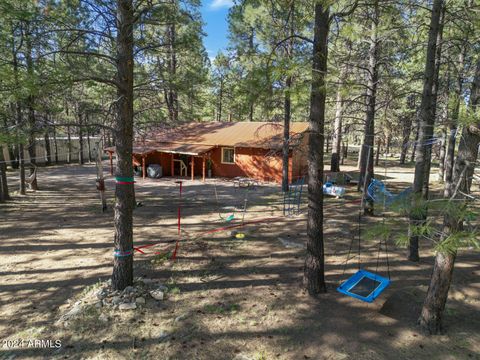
291 133 309 181
132 141 310 184
209 146 292 183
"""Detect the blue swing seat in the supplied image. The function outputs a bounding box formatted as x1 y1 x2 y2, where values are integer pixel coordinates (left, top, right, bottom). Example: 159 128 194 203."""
367 179 412 206
337 269 390 303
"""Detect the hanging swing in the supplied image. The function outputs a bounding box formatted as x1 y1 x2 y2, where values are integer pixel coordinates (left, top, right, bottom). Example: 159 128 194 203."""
213 181 250 223
214 181 236 222
337 270 390 303
337 206 392 303
367 178 412 207
337 145 391 303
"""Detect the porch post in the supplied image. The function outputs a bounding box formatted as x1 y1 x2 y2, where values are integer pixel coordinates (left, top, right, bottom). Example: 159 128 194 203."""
202 155 206 182
171 153 174 177
142 156 146 180
191 155 194 181
108 151 113 176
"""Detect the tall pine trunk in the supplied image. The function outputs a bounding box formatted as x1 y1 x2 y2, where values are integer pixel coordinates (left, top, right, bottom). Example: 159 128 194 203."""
408 0 444 262
437 126 446 182
444 47 466 196
52 121 59 164
399 114 412 164
67 126 72 163
166 1 178 123
0 146 10 201
422 5 445 197
303 3 329 296
19 142 26 195
4 116 18 169
112 0 135 291
443 125 456 195
11 23 22 178
410 119 419 162
375 138 381 166
25 25 38 190
217 79 223 121
87 126 92 163
282 75 291 192
44 127 52 166
419 58 479 334
331 67 346 172
78 113 84 165
282 4 294 192
358 0 379 216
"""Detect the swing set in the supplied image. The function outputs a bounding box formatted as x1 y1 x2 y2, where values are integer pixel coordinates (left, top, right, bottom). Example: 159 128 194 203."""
337 145 392 303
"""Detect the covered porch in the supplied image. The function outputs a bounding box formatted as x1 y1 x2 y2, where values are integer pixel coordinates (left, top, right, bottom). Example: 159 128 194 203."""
105 142 215 182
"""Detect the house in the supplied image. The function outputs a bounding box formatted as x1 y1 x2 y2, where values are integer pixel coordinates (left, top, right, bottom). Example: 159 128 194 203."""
105 121 309 183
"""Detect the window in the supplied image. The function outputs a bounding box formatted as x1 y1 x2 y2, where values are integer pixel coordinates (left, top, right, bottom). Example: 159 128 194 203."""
221 147 235 164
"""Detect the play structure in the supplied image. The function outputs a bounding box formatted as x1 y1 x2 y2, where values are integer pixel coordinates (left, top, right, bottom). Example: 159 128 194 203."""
283 177 305 216
132 179 255 258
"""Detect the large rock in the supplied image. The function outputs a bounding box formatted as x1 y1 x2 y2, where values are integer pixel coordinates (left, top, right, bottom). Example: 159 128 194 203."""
123 286 134 293
136 297 146 305
96 289 108 300
119 302 137 311
56 301 83 324
112 296 122 305
150 289 165 301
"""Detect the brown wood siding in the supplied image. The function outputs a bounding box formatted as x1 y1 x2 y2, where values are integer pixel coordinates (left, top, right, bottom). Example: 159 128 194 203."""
292 134 308 181
209 146 292 183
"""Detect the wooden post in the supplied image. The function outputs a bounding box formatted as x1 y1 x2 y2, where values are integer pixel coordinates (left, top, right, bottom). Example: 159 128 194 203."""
142 156 146 180
109 151 113 176
191 156 194 181
171 153 174 176
202 155 206 182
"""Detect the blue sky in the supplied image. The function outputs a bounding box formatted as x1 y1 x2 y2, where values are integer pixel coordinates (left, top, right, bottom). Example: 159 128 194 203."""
200 0 233 60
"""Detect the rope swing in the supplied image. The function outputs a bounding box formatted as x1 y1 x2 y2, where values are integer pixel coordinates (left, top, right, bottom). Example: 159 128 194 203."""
337 147 391 303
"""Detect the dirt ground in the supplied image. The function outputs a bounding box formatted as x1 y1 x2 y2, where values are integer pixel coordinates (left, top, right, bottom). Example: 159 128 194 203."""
0 159 479 360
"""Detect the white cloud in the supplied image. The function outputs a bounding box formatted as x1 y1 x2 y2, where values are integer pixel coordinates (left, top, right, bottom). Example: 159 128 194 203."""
209 0 234 10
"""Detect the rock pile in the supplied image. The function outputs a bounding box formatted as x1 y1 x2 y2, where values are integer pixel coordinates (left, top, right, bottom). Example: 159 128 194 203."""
56 278 168 326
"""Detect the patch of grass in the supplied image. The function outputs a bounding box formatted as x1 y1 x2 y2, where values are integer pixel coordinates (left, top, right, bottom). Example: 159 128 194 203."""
78 280 103 299
13 326 46 339
255 351 269 360
453 337 470 350
445 306 458 316
204 302 240 315
68 306 102 334
150 251 172 266
169 286 181 295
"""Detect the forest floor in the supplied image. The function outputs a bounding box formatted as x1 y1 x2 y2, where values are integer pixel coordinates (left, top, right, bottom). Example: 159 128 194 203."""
0 159 479 360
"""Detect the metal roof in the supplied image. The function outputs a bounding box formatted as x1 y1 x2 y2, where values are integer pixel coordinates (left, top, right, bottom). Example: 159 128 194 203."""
107 121 309 156
105 143 215 156
145 121 307 147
